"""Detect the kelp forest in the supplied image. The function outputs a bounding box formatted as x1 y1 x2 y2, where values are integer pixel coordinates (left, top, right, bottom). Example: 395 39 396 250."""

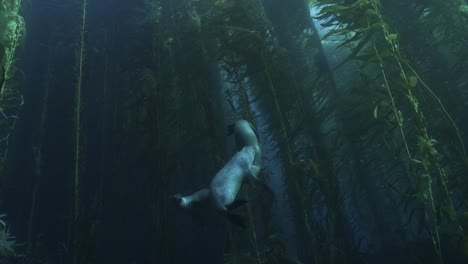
0 0 468 263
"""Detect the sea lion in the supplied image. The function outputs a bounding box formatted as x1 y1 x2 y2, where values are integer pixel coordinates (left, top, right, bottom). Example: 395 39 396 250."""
173 120 264 228
228 119 262 178
210 145 262 212
228 119 260 150
172 188 210 210
173 145 261 228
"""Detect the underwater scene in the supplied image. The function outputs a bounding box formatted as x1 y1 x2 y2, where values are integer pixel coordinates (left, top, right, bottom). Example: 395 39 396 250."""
1 0 468 263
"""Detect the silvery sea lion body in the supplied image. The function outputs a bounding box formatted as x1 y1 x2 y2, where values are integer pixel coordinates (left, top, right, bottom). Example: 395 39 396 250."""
210 145 261 212
228 119 262 176
173 188 210 210
229 120 260 150
173 120 263 227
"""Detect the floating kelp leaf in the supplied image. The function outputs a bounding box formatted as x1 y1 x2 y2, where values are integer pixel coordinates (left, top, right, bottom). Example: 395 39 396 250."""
365 9 378 16
374 0 382 8
354 53 379 68
396 110 404 125
441 204 457 223
378 48 393 58
417 136 438 158
409 76 418 87
321 28 353 40
318 5 353 14
411 159 423 165
415 173 430 194
335 24 380 69
388 34 398 41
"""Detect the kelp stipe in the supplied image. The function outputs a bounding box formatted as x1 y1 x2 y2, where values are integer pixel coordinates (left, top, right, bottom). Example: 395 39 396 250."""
0 0 25 177
315 0 468 262
72 0 88 263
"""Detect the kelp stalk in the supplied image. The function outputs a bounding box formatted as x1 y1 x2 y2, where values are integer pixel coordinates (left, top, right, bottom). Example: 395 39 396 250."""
0 0 24 94
74 0 87 222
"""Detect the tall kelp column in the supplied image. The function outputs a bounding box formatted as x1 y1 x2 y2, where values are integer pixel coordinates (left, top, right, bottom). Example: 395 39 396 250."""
315 0 468 262
0 0 24 185
189 0 347 263
67 0 347 261
0 0 24 257
381 0 468 201
2 0 467 263
1 0 228 262
94 0 229 263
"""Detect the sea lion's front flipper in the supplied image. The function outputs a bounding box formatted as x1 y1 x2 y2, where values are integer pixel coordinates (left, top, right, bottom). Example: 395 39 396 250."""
224 212 247 229
226 199 248 210
248 122 260 141
249 145 262 180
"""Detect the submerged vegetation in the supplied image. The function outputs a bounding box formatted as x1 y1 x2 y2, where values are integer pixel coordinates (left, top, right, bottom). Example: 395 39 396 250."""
0 0 467 263
0 214 15 257
0 0 23 260
314 0 468 262
0 0 24 174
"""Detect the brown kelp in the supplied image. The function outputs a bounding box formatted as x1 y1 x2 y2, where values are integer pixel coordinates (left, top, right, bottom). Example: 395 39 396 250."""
315 0 468 261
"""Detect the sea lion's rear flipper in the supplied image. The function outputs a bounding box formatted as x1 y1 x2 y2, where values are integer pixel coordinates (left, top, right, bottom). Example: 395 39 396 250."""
225 212 247 229
226 199 248 210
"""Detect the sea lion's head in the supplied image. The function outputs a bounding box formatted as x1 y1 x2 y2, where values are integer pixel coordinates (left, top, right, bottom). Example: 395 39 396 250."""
234 120 259 149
